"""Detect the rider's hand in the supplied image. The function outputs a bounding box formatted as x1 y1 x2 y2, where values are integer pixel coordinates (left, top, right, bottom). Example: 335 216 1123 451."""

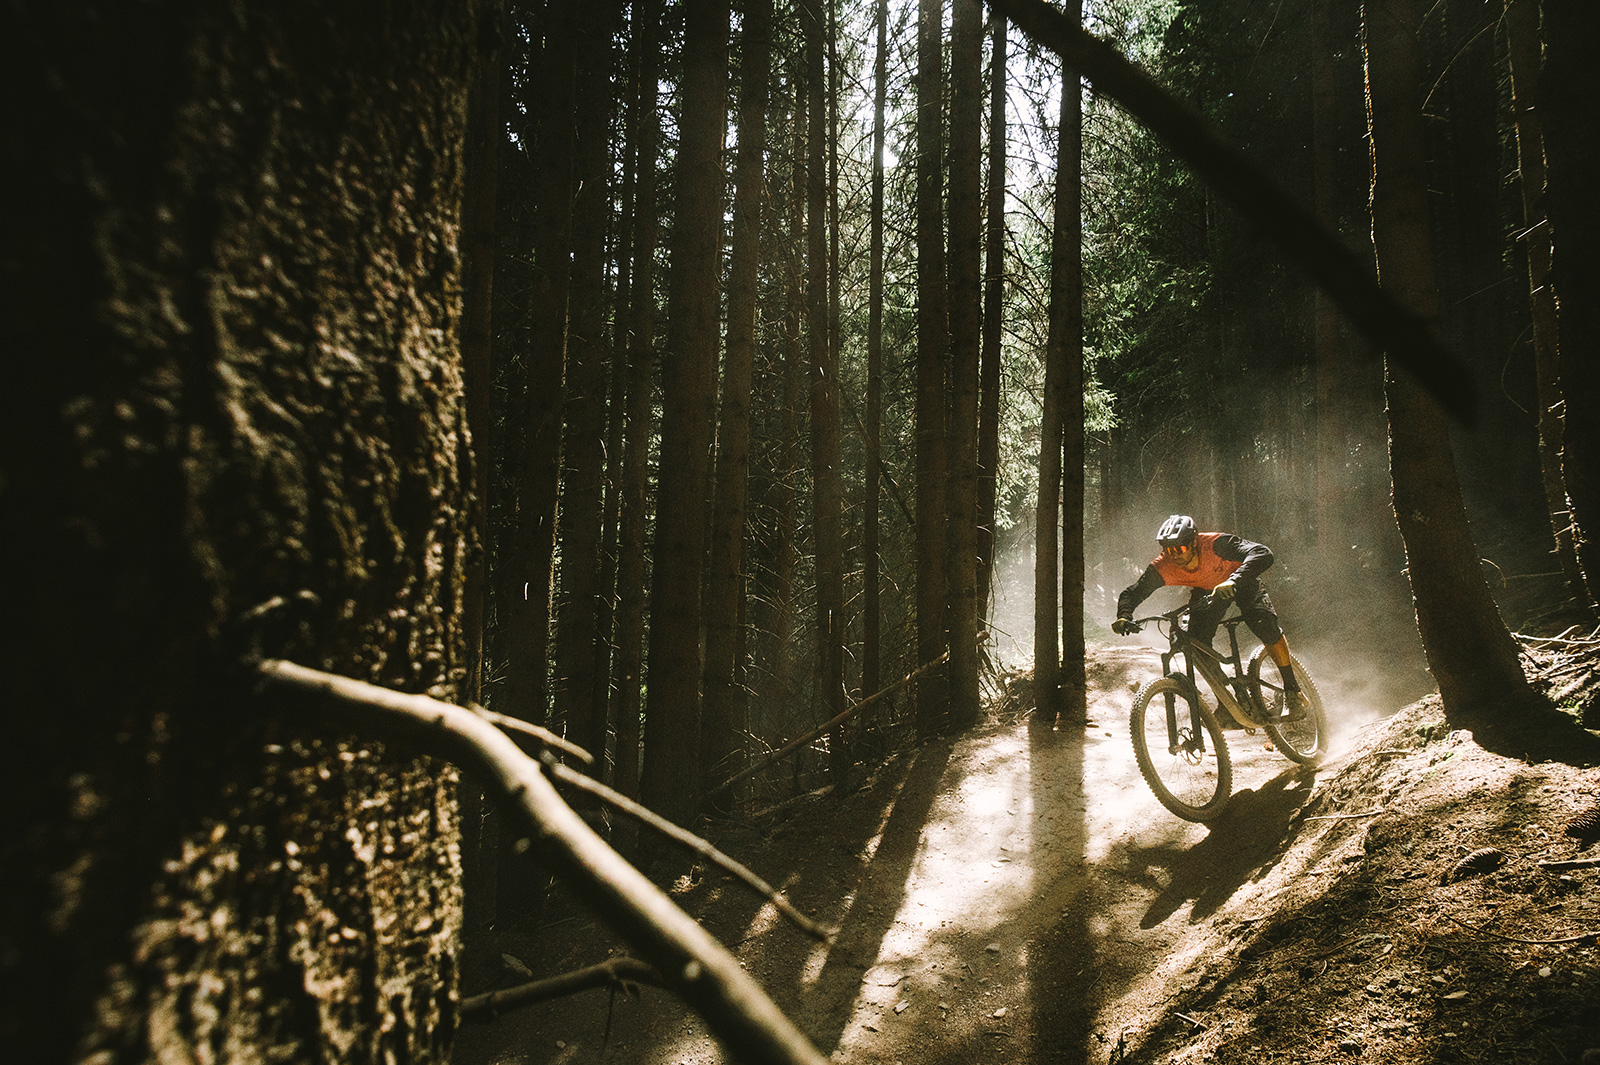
1112 617 1138 635
1213 578 1236 601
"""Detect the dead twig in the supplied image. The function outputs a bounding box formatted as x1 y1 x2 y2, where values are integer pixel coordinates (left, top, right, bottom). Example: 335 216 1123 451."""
1537 858 1600 871
1305 810 1385 821
253 659 829 1065
460 957 662 1021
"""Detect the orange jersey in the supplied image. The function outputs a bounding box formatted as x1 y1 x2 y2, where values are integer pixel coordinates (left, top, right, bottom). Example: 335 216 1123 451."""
1150 532 1241 591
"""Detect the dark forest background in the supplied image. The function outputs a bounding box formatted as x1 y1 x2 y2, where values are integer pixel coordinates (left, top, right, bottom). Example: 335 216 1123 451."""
5 0 1597 1060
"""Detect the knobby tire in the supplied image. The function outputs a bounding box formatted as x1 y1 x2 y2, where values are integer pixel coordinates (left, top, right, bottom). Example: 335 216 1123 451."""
1130 676 1232 822
1247 650 1328 765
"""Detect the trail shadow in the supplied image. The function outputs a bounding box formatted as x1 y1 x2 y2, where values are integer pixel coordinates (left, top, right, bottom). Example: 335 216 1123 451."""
799 738 956 1052
1130 765 1320 928
1468 711 1600 767
1023 717 1094 1065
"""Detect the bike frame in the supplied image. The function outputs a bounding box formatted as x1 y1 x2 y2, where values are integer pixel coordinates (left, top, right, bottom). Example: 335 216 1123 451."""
1143 604 1267 729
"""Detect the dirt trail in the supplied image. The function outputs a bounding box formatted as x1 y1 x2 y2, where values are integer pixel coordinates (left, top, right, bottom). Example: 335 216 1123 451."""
455 645 1338 1065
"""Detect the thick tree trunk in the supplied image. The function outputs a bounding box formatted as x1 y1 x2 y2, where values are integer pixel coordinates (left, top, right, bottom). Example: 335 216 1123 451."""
641 0 730 827
704 0 774 805
1362 0 1544 726
915 0 951 732
3 3 481 1057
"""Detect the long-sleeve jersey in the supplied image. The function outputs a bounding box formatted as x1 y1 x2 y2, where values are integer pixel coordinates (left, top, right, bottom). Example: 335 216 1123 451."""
1115 532 1275 619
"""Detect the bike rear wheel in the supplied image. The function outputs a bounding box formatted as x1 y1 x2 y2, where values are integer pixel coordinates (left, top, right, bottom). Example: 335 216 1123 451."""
1130 676 1232 822
1247 649 1328 765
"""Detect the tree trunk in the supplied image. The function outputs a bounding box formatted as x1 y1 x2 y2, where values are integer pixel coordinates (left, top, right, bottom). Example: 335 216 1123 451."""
1057 4 1088 726
704 0 774 806
612 0 664 805
641 0 730 828
977 14 1008 627
807 0 849 778
946 0 984 730
1311 0 1354 567
1504 0 1593 619
915 0 951 733
1362 0 1544 726
499 0 579 728
1539 0 1600 612
556 0 621 764
1034 48 1073 727
3 3 482 1056
863 0 890 701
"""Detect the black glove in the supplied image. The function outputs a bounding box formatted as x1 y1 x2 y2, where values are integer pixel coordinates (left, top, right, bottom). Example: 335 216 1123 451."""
1112 617 1139 635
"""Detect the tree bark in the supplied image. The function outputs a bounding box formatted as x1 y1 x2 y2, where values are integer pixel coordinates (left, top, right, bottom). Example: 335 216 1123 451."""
3 3 483 1056
1362 0 1543 725
641 0 730 828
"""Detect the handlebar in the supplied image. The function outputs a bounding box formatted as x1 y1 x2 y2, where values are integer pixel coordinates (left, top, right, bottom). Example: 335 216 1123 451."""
1120 593 1235 636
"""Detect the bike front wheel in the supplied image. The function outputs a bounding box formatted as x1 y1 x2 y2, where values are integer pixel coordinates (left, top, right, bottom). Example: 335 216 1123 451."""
1130 676 1232 822
1247 649 1328 765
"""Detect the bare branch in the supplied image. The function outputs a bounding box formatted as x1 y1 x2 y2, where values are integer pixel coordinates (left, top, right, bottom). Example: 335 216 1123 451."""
253 659 829 1065
460 957 663 1022
469 704 595 765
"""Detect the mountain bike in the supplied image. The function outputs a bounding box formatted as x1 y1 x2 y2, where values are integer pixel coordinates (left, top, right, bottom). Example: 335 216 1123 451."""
1121 598 1328 822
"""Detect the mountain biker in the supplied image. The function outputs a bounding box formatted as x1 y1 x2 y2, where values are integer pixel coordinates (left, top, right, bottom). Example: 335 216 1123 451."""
1111 515 1307 719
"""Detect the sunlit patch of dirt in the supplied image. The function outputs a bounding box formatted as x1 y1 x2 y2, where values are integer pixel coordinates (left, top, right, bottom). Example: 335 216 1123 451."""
455 640 1600 1065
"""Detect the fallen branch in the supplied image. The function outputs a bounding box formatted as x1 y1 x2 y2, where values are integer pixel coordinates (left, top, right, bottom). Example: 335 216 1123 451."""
983 0 1475 424
543 755 832 942
460 957 663 1021
705 651 950 801
1304 811 1385 821
254 659 829 1065
470 705 594 766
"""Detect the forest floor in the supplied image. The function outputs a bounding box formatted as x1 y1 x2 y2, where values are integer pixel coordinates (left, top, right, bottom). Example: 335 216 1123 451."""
455 635 1600 1065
